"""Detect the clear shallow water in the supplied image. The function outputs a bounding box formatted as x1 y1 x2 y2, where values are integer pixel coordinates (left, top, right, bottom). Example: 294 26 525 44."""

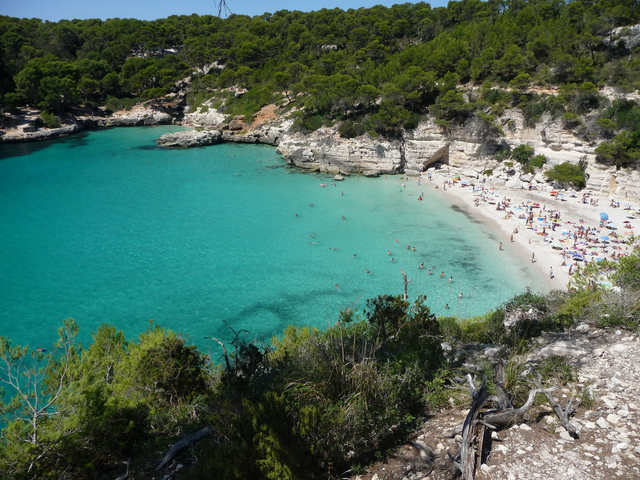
0 127 545 351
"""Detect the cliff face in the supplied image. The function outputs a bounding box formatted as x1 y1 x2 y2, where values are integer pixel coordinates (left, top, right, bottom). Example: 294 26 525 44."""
272 109 639 201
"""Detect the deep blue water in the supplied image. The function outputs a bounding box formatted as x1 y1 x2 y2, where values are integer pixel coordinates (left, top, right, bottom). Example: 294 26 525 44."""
0 126 545 352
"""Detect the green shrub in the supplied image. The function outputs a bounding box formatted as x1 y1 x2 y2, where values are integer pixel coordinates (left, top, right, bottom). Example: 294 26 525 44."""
545 162 586 188
438 316 462 341
529 154 547 169
562 112 581 128
522 102 545 126
338 119 364 138
536 356 575 385
511 144 534 164
495 145 511 161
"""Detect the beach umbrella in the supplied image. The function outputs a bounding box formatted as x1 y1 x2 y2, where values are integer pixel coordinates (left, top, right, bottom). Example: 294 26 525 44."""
601 236 610 241
624 203 632 208
596 257 604 262
600 212 609 220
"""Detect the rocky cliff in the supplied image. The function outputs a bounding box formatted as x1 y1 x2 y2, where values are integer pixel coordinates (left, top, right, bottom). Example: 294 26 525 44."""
273 109 640 202
3 98 637 202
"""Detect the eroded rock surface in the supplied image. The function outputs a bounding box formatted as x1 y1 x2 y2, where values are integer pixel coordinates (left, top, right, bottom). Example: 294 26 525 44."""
156 129 222 147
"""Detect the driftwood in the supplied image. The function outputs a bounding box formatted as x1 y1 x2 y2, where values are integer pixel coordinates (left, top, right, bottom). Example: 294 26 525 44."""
458 375 487 480
454 370 560 479
156 426 213 471
532 369 581 438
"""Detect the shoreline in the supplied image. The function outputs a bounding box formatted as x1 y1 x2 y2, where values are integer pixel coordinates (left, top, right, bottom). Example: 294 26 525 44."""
427 168 640 295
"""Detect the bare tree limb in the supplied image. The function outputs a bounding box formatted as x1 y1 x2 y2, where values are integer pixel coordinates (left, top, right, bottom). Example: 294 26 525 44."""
156 426 214 470
458 375 487 480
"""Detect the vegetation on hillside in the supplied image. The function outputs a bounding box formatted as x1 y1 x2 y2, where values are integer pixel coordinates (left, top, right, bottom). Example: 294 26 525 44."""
0 0 639 161
1 251 638 479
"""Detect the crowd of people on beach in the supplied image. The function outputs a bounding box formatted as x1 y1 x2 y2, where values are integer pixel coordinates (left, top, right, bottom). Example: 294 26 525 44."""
431 169 640 289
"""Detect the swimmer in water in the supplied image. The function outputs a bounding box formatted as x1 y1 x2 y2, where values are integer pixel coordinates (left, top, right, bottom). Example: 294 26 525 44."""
365 269 371 274
391 258 394 262
342 215 346 220
419 263 424 269
445 304 450 309
295 213 299 217
310 203 314 206
428 269 432 275
388 250 392 255
335 283 340 290
440 272 444 277
310 241 319 244
449 276 453 282
458 293 463 298
353 254 357 257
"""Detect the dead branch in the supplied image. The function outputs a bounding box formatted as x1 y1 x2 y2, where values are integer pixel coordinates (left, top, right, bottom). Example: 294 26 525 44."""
483 386 557 429
156 426 213 470
532 369 580 438
400 268 413 302
456 375 487 480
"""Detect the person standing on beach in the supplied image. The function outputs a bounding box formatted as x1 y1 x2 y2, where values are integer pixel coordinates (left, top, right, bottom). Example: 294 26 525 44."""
499 242 503 251
549 267 554 279
531 252 535 263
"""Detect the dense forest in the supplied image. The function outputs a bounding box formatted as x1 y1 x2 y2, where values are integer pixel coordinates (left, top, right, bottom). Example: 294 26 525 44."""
1 0 640 167
1 2 640 478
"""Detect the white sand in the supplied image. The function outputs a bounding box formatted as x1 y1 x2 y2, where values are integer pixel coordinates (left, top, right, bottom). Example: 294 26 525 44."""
421 170 640 294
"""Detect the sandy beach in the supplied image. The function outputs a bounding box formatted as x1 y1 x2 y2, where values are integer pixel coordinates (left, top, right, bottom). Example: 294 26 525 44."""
421 168 640 294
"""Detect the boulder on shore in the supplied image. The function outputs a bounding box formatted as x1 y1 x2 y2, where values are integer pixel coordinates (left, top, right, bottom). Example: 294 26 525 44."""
156 129 222 147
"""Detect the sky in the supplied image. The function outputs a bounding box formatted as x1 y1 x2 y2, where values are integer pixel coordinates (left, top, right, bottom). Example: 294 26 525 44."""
3 0 450 22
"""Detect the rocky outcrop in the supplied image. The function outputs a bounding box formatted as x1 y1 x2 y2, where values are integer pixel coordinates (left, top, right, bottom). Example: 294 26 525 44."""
0 123 85 143
156 129 222 147
276 129 403 174
221 124 283 145
96 111 173 126
182 107 226 126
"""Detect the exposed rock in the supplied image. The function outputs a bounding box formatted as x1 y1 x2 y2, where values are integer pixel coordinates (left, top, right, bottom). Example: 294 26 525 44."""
503 305 544 331
221 124 283 145
604 24 640 49
229 116 245 132
182 107 225 126
334 174 344 181
276 129 403 174
0 123 85 143
156 129 222 147
97 111 172 126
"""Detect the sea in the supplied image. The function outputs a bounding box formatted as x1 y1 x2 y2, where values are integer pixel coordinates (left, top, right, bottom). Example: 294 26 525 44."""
0 126 546 355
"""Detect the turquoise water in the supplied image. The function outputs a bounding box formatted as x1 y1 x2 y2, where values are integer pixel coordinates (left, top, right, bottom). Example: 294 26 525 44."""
0 126 545 351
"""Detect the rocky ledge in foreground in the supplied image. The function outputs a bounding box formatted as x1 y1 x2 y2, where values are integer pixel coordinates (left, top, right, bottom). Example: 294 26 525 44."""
155 129 222 147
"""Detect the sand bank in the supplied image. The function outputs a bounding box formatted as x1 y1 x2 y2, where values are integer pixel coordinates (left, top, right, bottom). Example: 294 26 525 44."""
421 169 640 294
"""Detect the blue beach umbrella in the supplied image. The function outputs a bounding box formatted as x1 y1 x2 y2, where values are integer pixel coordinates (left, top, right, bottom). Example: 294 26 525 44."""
601 236 610 241
600 212 609 220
